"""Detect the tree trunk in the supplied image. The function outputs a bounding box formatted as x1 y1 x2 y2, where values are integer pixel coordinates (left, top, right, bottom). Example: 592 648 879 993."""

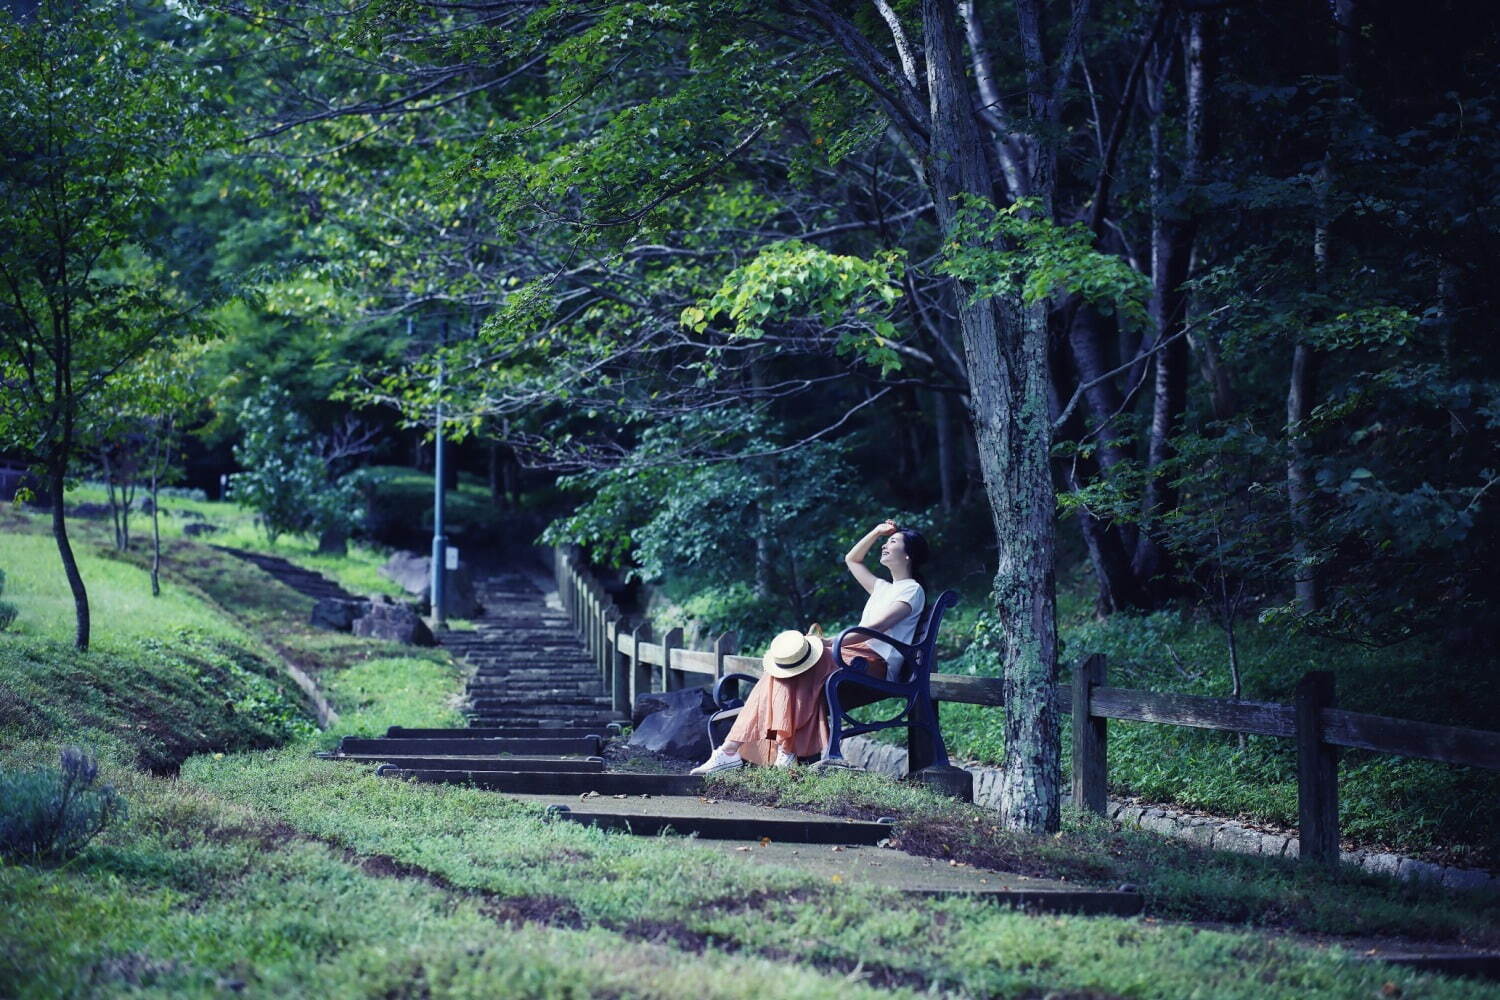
925 0 1059 832
149 466 162 597
934 389 955 512
102 450 124 551
1287 339 1320 612
51 458 90 651
1133 13 1205 596
488 441 504 506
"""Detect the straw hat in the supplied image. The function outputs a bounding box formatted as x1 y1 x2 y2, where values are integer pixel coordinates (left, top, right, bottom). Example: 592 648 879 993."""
762 629 826 679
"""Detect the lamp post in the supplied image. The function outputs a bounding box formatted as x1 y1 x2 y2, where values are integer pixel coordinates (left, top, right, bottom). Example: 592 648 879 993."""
430 317 448 628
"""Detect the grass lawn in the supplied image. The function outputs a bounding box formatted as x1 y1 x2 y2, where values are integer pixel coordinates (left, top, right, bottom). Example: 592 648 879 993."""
3 506 1497 997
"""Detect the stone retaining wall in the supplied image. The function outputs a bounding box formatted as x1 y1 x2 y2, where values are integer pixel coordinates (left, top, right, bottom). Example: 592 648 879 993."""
841 736 1496 892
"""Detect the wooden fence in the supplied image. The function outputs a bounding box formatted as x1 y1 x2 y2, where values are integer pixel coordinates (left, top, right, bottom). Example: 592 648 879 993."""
554 547 1500 864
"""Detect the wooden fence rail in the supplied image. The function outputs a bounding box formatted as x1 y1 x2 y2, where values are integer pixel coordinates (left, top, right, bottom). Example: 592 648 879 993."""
554 547 1500 864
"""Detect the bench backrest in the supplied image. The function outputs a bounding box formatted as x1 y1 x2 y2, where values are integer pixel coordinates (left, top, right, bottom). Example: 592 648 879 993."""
902 589 958 682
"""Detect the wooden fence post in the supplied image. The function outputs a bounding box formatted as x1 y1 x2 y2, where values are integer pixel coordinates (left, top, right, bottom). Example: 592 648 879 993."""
603 608 621 686
611 619 632 716
661 627 684 692
629 621 653 711
588 582 604 664
1071 653 1108 816
1296 670 1340 864
713 631 739 680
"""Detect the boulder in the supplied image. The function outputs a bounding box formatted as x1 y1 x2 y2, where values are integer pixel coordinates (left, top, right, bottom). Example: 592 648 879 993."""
628 685 716 761
377 550 482 619
352 596 436 646
183 522 220 537
310 597 369 632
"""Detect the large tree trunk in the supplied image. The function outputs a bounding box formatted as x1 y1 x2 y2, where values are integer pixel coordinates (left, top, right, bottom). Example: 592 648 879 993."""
925 0 1059 832
50 457 90 651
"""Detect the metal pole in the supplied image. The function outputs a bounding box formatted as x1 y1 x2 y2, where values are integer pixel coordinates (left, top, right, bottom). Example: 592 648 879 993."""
430 318 448 627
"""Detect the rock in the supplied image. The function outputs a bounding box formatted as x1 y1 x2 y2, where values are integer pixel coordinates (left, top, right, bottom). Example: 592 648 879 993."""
1212 824 1263 855
1440 867 1494 891
628 685 716 760
1361 852 1402 877
311 597 369 632
1396 858 1446 884
351 597 436 646
183 522 220 537
1260 833 1290 856
378 551 481 618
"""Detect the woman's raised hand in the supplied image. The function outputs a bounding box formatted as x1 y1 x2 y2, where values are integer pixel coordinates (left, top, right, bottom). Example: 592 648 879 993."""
874 519 898 536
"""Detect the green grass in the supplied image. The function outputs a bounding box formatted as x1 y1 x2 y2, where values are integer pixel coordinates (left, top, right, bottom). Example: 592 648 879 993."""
0 528 248 648
710 767 1500 945
0 516 316 771
5 503 1498 997
57 482 407 599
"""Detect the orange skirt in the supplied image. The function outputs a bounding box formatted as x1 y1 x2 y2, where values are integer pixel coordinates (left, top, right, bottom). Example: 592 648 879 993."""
725 639 885 765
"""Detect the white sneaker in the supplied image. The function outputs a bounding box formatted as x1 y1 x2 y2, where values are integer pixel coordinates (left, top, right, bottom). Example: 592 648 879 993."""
773 749 797 769
690 748 745 775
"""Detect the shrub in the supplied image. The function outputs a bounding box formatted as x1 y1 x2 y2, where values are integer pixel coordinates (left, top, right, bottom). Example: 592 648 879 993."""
0 567 15 631
0 747 126 864
228 382 365 544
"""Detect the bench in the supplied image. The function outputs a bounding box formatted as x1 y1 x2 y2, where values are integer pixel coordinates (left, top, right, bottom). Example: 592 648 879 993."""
706 590 973 799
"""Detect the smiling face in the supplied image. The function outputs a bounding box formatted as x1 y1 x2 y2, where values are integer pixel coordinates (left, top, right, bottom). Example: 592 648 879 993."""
878 531 908 571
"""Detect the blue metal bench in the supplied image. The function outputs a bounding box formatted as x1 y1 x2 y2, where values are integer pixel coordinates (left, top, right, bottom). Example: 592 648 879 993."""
706 590 972 799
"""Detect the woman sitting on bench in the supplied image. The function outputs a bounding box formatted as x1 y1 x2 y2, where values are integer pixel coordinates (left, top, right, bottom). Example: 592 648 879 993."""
690 519 928 774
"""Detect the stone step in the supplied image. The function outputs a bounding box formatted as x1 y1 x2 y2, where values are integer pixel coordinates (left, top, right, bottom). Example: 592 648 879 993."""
538 800 894 845
466 717 624 729
389 726 612 740
337 736 601 756
465 695 612 710
327 755 605 774
381 768 704 797
466 695 611 707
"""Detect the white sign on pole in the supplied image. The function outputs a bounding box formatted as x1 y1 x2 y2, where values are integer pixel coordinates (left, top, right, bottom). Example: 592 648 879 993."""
445 547 460 571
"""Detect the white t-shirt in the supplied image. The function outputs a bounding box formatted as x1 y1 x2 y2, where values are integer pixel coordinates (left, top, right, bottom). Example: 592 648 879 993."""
856 578 925 680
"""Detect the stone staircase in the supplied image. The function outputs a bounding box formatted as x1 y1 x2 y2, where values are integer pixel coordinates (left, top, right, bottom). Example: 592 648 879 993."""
214 546 360 603
320 567 1142 915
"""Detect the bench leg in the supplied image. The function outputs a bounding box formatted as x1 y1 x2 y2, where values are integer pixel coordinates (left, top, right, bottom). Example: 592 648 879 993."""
906 695 972 800
822 677 847 762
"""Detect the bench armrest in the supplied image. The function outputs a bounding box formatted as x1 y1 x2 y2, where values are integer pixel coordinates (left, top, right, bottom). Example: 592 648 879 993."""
833 625 916 669
712 672 760 710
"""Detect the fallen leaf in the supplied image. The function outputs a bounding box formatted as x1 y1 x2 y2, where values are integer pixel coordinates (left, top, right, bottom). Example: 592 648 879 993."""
1380 984 1401 997
759 836 772 847
831 845 846 852
830 874 843 884
580 791 599 799
736 846 751 852
948 859 959 867
613 794 628 799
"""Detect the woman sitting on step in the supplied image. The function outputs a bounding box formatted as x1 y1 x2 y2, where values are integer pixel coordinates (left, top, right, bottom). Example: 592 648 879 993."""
690 519 927 774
